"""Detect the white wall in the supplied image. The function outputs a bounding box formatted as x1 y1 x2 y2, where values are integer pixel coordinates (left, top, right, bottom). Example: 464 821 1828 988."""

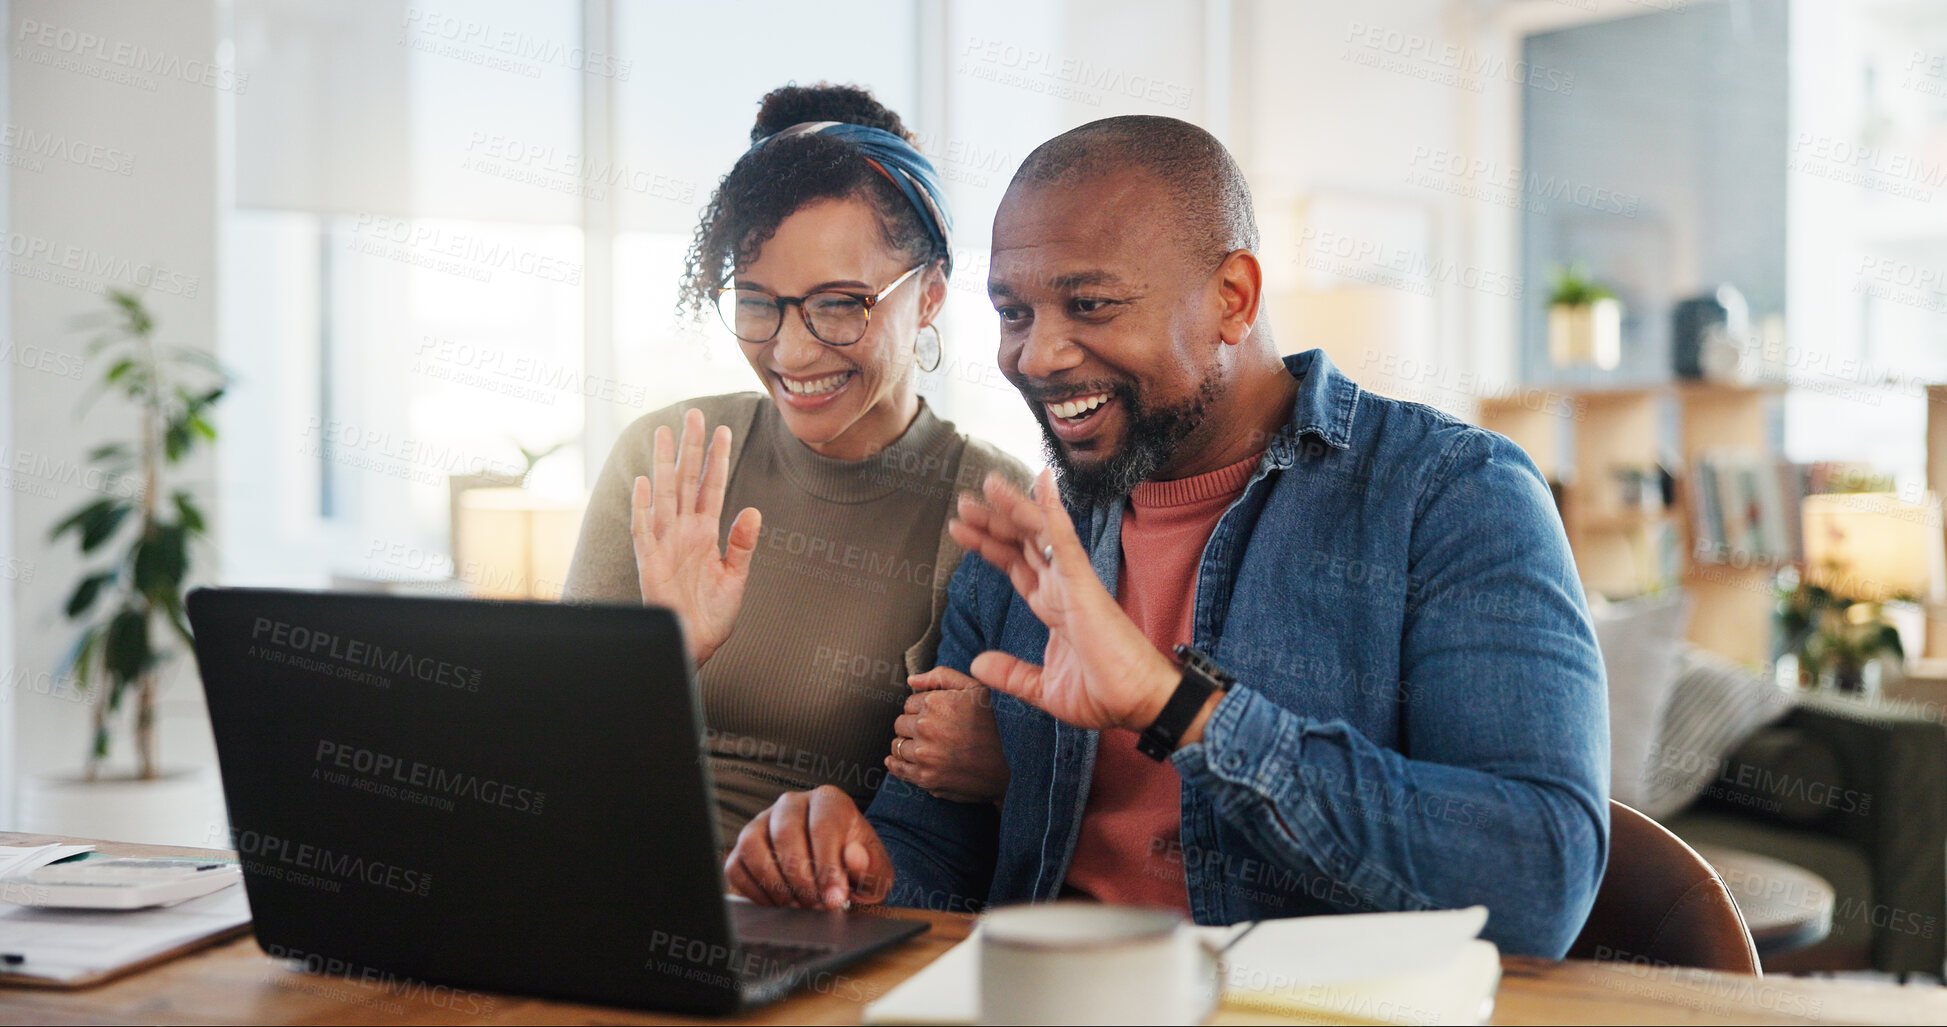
4 0 222 827
1241 0 1522 411
0 0 15 827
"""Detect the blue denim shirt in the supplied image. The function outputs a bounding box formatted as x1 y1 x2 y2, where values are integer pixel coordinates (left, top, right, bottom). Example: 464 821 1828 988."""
865 350 1609 958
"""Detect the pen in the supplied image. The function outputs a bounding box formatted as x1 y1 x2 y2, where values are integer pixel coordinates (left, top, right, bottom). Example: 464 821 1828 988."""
2 953 23 968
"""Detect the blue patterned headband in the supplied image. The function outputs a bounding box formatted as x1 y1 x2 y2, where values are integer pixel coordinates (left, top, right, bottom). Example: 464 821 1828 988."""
750 121 953 258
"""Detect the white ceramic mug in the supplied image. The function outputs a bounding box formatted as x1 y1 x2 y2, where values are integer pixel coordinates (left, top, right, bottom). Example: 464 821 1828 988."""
977 902 1220 1026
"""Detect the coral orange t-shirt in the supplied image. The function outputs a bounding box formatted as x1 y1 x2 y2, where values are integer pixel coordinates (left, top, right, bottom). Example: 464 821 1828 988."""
1061 452 1260 913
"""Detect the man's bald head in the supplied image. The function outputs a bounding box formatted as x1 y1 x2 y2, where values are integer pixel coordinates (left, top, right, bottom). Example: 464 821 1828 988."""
1006 115 1259 269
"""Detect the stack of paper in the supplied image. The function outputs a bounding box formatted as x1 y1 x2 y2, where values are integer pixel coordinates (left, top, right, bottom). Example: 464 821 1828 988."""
0 845 94 880
0 885 251 985
862 907 1499 1026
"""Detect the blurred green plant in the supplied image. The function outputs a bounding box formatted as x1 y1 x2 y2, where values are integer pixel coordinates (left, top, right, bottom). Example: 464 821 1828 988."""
515 438 571 482
1778 567 1906 693
1547 263 1617 307
49 289 228 780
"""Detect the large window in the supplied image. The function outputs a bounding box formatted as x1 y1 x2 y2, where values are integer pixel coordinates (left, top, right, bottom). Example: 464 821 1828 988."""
221 0 1217 589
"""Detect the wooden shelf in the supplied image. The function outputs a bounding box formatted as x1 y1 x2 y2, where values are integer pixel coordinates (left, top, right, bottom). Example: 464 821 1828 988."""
1480 377 1947 675
1481 379 1784 667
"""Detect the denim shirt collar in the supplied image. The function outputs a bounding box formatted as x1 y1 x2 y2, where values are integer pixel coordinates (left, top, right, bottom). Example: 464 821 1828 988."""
1261 348 1360 467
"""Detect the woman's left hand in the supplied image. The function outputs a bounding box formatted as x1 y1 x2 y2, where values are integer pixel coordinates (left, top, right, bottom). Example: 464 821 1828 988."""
886 667 1010 804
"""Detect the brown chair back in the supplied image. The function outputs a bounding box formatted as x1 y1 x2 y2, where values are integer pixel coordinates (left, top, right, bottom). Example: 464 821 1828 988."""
1567 800 1760 974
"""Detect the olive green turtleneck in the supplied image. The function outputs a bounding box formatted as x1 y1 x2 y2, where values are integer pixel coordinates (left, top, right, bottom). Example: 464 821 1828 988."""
563 392 1014 841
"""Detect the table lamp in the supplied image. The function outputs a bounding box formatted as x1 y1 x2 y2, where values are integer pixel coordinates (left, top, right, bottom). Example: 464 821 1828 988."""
1797 492 1944 683
1801 492 1945 604
455 487 587 600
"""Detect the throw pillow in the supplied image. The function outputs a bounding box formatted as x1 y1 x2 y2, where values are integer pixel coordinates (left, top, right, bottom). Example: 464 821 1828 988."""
1592 591 1693 811
1638 645 1797 821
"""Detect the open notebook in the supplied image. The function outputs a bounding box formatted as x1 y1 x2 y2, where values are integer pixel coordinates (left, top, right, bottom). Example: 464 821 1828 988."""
863 907 1500 1026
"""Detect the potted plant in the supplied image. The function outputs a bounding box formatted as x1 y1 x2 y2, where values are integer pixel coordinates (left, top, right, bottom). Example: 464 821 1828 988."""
19 289 230 845
1779 568 1908 693
1783 576 1908 689
1779 485 1938 693
1547 263 1622 370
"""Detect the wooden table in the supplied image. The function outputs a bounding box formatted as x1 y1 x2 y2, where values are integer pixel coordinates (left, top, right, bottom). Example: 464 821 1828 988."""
1 834 1941 1025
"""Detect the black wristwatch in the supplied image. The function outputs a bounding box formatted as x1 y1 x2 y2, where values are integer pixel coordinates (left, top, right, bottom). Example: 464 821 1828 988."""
1135 645 1234 761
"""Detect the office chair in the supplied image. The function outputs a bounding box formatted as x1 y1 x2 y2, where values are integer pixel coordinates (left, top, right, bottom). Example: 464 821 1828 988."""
1566 800 1761 975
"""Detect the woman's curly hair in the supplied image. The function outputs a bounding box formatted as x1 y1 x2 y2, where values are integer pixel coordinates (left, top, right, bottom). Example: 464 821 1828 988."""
677 83 951 321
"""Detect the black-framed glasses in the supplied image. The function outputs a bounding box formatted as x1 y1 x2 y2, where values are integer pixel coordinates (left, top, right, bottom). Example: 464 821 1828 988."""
714 264 926 346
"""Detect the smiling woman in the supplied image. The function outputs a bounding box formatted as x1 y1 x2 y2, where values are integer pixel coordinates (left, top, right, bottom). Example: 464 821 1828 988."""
561 84 1027 839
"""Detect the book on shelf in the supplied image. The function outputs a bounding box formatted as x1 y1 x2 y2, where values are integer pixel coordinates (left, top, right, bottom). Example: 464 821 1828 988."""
1687 451 1807 567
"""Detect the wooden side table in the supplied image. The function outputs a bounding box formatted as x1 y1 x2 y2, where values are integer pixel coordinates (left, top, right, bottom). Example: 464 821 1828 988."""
1695 845 1837 956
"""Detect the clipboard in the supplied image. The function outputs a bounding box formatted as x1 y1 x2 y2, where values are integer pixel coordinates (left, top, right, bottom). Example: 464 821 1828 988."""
0 920 252 989
0 881 253 989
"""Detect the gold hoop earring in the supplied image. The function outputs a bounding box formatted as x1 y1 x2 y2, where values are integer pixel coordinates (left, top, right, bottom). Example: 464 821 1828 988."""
914 323 944 374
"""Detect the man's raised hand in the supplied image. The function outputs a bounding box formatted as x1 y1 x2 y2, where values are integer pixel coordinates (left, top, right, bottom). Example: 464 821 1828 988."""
946 469 1179 733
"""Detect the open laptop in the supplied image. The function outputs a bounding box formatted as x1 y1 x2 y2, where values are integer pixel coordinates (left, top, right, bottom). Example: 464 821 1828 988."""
187 587 927 1015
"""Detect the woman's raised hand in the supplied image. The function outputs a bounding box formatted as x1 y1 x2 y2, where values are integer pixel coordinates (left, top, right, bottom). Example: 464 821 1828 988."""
631 408 763 667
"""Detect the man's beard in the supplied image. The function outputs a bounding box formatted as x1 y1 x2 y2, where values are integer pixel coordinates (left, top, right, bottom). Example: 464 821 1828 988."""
1034 375 1223 509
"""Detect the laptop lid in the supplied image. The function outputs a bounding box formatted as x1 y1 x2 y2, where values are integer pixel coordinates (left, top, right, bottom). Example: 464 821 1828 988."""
188 587 745 1014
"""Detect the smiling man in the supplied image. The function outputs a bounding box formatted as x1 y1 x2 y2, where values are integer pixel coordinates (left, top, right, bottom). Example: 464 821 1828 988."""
723 116 1610 957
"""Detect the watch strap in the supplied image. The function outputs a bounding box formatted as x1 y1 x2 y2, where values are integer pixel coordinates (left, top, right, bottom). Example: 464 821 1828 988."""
1135 645 1234 761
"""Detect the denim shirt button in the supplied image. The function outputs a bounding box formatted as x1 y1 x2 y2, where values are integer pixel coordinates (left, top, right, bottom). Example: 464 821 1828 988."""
1222 752 1244 772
